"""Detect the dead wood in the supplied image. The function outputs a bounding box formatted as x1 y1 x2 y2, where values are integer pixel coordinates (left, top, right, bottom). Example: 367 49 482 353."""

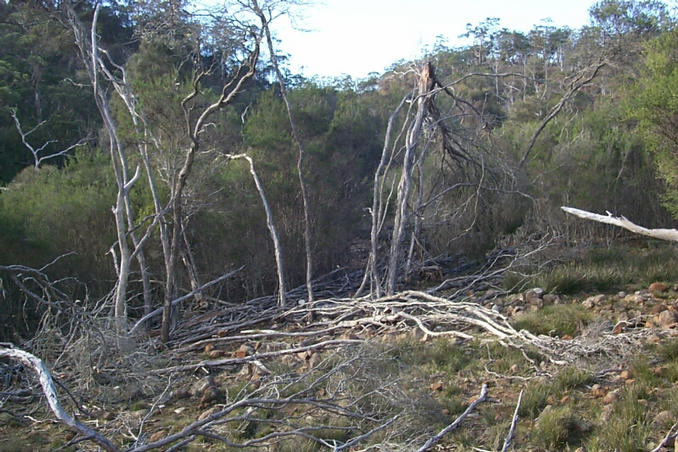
0 346 120 452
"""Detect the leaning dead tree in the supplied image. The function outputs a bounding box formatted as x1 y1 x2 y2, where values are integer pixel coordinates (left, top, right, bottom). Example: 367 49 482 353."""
252 0 315 304
562 206 678 242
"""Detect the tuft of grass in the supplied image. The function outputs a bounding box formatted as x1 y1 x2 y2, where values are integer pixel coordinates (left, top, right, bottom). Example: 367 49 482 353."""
554 366 594 392
534 406 590 450
512 304 592 337
518 379 552 418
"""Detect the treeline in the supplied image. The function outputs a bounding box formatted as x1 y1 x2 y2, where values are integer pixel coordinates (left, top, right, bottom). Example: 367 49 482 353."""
1 0 676 340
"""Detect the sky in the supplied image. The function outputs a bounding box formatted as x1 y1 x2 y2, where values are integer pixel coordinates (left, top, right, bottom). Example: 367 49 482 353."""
266 0 599 80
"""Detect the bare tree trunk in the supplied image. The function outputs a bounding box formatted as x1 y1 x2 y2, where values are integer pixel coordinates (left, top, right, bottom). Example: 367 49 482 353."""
228 154 286 307
385 63 433 295
405 140 430 275
67 3 139 342
355 95 410 298
253 1 314 303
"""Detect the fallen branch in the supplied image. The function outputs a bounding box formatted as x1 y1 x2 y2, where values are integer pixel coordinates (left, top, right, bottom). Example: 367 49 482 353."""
415 383 488 452
0 346 119 452
561 206 678 242
501 389 523 452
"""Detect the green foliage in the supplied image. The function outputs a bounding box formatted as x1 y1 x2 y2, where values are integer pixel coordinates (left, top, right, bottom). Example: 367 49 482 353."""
629 27 678 219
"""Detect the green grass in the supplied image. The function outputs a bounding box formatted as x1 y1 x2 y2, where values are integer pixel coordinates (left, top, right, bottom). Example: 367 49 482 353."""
505 244 678 294
512 303 593 337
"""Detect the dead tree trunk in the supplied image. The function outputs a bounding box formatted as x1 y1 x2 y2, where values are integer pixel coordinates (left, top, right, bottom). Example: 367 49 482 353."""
227 154 287 307
385 63 434 295
67 3 141 343
253 1 314 304
0 346 120 452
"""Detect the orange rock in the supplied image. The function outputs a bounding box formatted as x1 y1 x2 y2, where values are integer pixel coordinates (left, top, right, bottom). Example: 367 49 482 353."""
561 334 573 340
650 282 668 294
430 381 443 392
620 370 631 380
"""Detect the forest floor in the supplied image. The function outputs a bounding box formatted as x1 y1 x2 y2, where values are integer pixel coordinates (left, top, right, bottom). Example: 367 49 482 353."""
3 244 678 451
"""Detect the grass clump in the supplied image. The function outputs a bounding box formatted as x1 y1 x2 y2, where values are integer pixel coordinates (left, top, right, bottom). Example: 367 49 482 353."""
512 303 592 337
534 406 590 450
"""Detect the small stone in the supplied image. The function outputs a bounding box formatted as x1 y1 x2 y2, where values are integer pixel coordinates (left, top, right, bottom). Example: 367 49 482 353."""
620 370 631 380
658 310 678 328
204 343 214 354
543 294 561 305
561 334 573 340
603 389 620 404
236 344 254 358
612 323 624 334
430 381 444 392
582 295 606 308
560 395 570 404
149 430 166 442
654 410 673 426
525 288 544 305
617 291 627 299
509 364 519 373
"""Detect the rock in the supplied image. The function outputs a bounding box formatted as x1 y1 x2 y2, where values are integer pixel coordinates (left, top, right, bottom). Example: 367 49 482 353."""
617 291 627 299
543 294 561 305
620 370 631 380
582 294 606 308
603 388 620 404
198 406 218 421
236 344 254 358
612 322 624 334
430 381 444 392
525 288 544 305
658 309 678 328
654 410 673 426
561 334 573 340
650 282 669 294
149 430 167 442
651 304 668 314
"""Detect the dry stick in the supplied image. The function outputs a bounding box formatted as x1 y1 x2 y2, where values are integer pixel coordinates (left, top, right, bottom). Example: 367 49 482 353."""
501 389 523 452
0 346 119 452
415 383 488 452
